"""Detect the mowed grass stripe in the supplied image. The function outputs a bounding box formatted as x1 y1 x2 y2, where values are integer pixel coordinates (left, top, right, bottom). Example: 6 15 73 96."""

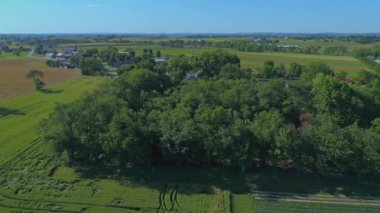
0 76 108 163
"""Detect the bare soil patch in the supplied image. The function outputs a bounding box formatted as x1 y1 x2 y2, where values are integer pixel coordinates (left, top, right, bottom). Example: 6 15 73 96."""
0 59 80 100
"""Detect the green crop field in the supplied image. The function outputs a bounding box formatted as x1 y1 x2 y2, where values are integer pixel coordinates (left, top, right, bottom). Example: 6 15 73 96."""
0 51 29 60
1 67 379 212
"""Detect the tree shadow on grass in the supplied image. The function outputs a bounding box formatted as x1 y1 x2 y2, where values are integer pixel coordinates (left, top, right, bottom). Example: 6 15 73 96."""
41 88 63 94
75 165 380 198
249 169 380 199
76 164 251 194
0 107 25 118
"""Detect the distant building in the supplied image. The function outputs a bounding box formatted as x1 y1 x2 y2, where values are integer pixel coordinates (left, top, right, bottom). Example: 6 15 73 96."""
253 38 270 45
56 46 79 59
375 58 380 64
155 58 167 64
44 53 54 59
185 71 201 81
367 56 376 60
54 58 75 69
41 44 54 54
55 53 65 60
59 60 75 69
278 45 299 48
62 46 79 58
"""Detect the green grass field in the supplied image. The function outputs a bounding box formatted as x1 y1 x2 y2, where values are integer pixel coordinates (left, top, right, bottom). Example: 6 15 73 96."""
1 74 380 212
0 76 106 162
276 38 380 51
0 51 29 60
33 60 48 67
254 200 380 213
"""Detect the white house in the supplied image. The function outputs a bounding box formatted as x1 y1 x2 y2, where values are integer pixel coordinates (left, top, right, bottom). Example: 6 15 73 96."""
44 53 54 59
55 46 79 59
278 45 299 48
367 56 375 60
185 70 201 81
375 58 380 64
55 53 65 59
155 58 167 64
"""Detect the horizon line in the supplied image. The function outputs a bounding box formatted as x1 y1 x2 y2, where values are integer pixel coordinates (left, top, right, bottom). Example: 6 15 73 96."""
1 32 380 36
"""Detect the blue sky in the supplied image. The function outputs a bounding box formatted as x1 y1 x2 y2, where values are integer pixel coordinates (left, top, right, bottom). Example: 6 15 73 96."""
0 0 379 34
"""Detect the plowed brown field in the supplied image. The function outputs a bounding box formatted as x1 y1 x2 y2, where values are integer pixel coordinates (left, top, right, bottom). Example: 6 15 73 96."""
0 59 80 100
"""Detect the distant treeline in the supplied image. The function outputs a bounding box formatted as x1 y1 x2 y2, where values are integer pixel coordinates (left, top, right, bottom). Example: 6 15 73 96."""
0 44 31 56
155 39 349 55
41 49 380 178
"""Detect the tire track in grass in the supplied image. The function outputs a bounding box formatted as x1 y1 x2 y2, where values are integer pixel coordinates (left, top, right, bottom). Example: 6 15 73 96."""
0 139 43 174
0 192 144 212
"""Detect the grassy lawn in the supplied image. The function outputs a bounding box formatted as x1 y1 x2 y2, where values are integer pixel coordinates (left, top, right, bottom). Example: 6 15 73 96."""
32 60 48 67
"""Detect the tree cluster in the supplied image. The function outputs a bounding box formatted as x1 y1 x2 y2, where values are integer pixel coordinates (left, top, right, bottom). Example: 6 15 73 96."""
41 50 380 177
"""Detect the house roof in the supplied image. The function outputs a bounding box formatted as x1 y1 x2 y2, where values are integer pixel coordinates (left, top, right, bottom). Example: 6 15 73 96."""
155 58 167 63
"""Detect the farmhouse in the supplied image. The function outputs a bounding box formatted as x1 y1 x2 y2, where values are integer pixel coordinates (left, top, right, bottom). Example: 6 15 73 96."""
63 47 79 57
253 38 270 45
55 46 79 60
59 60 75 69
55 53 65 60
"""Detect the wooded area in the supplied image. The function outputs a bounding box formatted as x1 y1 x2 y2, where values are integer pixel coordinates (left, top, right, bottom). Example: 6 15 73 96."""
41 50 380 178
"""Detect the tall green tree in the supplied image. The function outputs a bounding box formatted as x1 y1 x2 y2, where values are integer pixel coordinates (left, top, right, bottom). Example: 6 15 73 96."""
312 74 363 126
79 57 104 75
26 70 45 91
191 49 240 79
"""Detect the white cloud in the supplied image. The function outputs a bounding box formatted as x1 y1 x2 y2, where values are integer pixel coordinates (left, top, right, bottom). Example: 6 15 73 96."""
88 4 100 8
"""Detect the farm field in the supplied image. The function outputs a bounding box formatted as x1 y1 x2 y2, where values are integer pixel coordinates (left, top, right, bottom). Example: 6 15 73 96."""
61 43 370 75
276 38 380 51
0 51 29 61
0 59 80 100
2 0 380 211
1 77 380 212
